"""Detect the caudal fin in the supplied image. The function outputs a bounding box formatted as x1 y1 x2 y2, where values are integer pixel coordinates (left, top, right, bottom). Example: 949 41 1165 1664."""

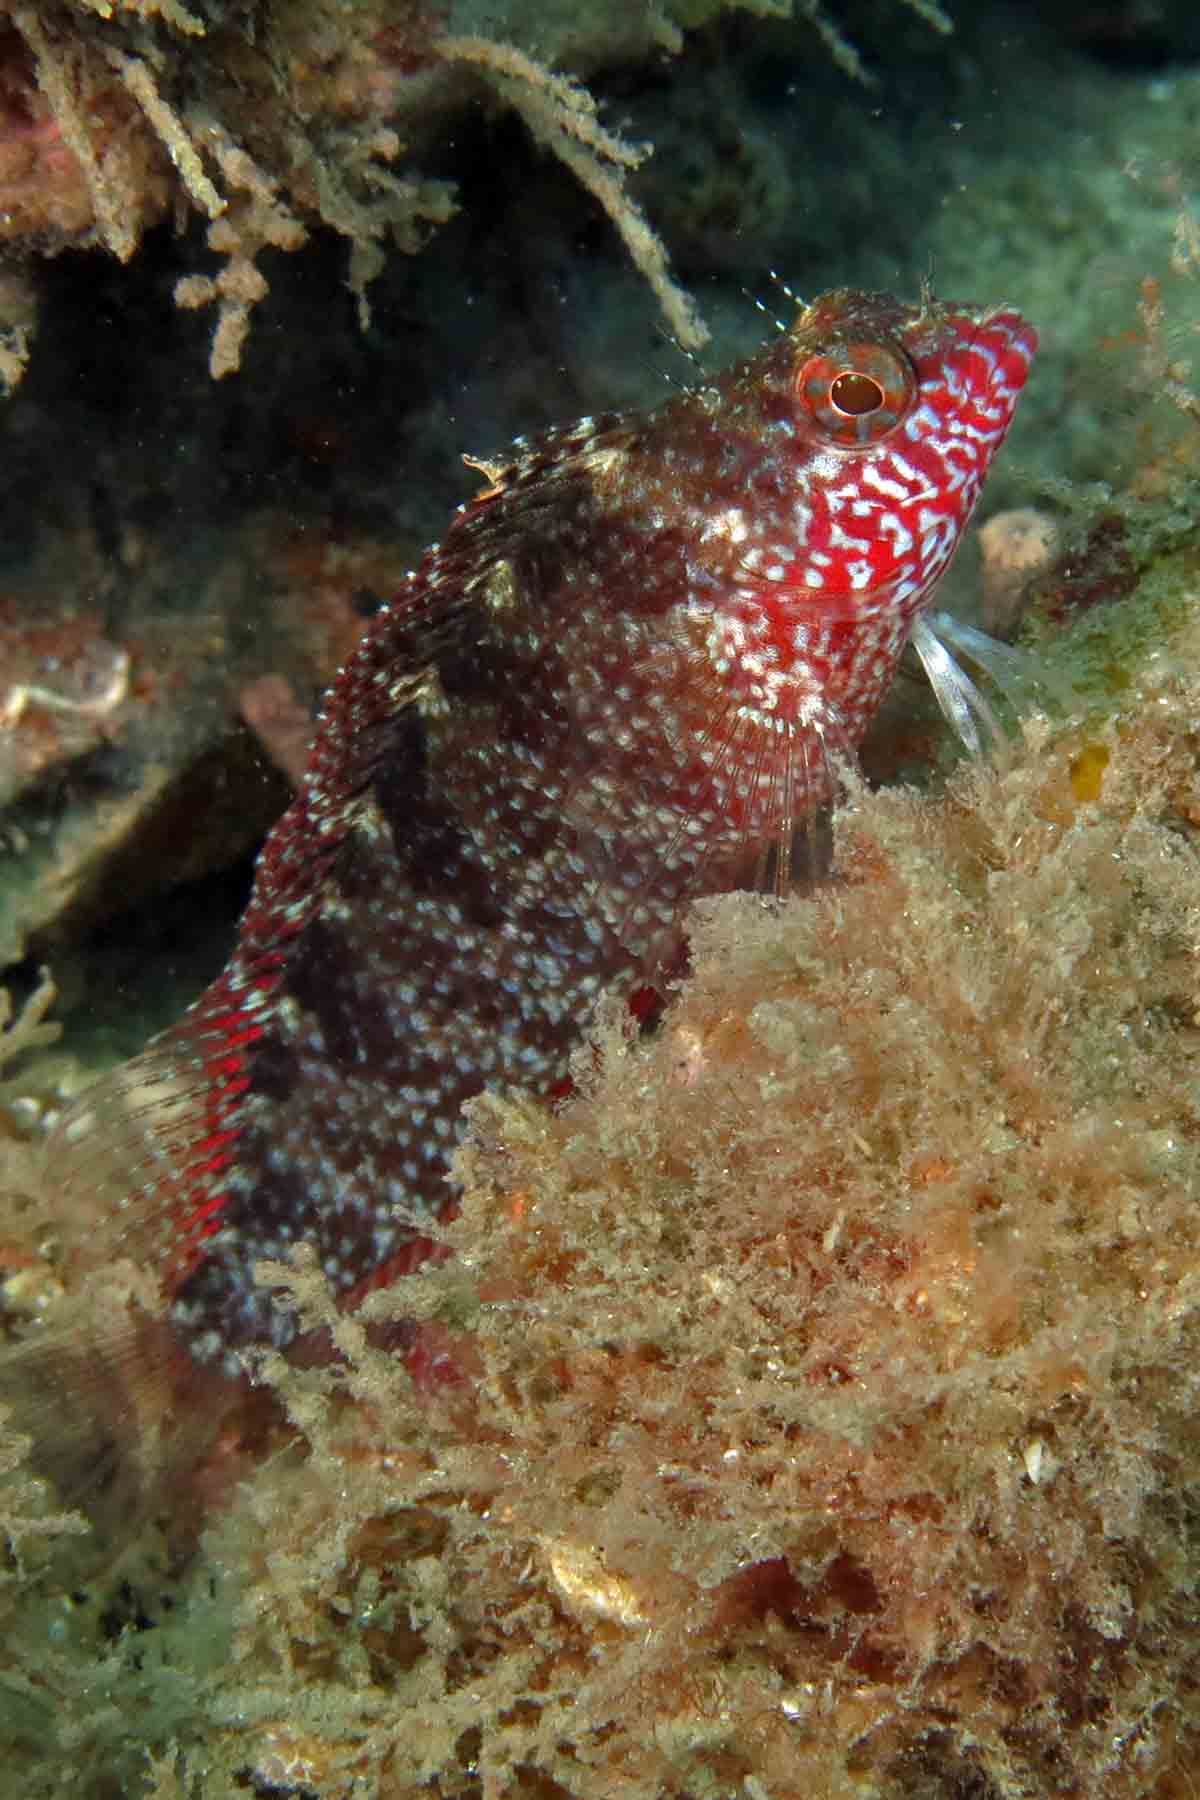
0 1023 264 1558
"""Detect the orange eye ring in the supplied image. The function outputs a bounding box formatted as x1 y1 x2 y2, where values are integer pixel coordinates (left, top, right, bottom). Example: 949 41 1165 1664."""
795 340 917 446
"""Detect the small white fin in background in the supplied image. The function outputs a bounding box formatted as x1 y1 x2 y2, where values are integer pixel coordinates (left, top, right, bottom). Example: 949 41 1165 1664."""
912 610 1074 759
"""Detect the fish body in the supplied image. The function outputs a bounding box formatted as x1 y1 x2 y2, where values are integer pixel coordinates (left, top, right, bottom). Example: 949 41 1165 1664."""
53 289 1036 1375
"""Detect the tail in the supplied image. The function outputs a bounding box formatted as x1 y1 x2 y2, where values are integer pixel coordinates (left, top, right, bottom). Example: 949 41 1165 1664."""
0 1021 267 1562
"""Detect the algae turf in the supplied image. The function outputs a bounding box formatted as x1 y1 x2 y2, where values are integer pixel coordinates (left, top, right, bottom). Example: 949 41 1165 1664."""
7 570 1200 1796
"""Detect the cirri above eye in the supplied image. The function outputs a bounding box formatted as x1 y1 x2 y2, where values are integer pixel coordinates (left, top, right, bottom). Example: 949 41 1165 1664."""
796 339 917 446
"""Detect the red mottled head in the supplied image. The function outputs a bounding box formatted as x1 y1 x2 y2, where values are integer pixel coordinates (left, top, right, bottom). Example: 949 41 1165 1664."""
782 287 1037 598
664 288 1038 742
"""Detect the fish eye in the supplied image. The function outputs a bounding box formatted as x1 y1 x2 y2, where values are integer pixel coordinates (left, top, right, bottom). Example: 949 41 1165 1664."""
830 370 884 415
796 340 917 446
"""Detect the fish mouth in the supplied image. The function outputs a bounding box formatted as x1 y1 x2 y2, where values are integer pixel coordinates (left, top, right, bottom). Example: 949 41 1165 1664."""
953 301 1039 389
970 302 1039 368
917 299 1037 409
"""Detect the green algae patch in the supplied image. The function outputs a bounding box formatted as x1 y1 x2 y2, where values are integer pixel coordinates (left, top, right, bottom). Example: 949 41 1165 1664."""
1021 512 1200 715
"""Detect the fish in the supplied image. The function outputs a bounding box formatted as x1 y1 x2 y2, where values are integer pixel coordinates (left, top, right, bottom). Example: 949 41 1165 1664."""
14 288 1036 1513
